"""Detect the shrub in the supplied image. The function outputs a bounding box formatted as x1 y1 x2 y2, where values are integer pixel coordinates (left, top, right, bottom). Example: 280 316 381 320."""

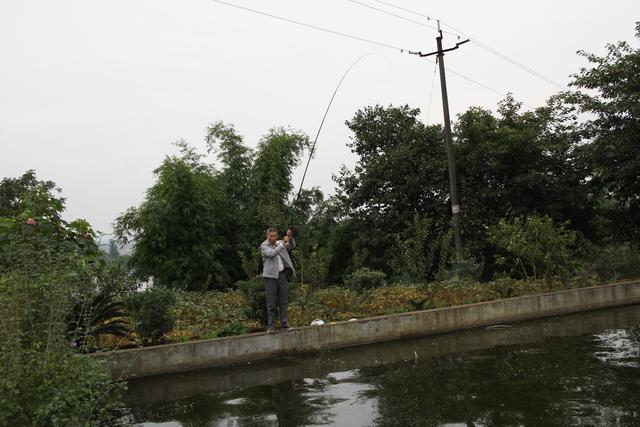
302 246 331 287
400 214 454 282
487 215 583 283
439 255 481 282
590 243 640 282
0 249 124 424
205 320 250 338
314 286 362 318
236 276 266 325
68 288 130 351
289 282 314 308
344 268 387 291
0 349 124 426
128 287 176 344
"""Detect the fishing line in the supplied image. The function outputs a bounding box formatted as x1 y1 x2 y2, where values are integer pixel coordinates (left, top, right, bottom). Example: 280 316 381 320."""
425 58 438 125
288 52 384 228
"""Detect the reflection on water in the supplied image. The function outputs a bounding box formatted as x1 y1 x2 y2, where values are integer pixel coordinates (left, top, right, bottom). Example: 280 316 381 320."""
125 305 640 426
594 329 640 368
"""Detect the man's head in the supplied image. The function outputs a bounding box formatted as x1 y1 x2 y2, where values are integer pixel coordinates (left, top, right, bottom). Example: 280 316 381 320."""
266 227 278 245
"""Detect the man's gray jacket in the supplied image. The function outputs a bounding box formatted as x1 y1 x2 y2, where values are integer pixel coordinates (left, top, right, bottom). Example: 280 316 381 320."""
260 238 296 279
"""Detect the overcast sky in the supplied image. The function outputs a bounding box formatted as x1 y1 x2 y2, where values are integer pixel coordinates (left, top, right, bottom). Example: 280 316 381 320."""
1 0 637 238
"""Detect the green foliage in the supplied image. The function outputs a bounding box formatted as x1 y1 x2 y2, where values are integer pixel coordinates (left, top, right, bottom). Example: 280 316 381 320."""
116 125 312 291
334 105 449 277
69 287 130 351
344 268 387 292
0 169 57 218
115 142 239 290
398 214 454 282
0 349 124 427
171 289 256 339
589 243 640 282
236 276 267 325
487 215 583 282
69 256 138 351
301 245 332 288
566 22 640 240
455 95 593 279
248 127 309 227
205 320 250 339
0 179 100 273
128 287 176 344
0 175 124 424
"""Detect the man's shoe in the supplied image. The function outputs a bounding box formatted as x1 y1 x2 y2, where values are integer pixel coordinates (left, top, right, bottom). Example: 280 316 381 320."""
281 324 294 331
267 327 276 334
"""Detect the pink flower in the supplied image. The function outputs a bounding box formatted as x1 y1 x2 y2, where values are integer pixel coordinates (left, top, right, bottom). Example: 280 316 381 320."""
25 218 36 225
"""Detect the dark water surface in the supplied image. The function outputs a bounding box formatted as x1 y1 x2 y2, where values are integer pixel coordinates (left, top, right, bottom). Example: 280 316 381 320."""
125 304 640 426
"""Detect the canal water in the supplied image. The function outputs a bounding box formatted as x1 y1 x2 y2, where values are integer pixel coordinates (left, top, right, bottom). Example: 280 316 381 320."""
125 304 640 426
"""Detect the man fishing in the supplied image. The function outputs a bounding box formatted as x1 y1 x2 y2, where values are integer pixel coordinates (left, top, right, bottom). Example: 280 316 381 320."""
260 227 295 333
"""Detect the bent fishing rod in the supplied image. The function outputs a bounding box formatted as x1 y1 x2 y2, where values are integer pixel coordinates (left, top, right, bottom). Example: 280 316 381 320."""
287 53 380 232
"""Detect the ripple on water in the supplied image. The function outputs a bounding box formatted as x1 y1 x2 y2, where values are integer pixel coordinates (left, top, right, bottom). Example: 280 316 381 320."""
593 328 640 368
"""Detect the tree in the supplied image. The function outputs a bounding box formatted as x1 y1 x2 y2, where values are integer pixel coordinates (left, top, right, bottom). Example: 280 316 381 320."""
115 142 240 290
334 105 451 278
565 22 640 240
0 170 57 217
116 125 312 289
206 123 312 279
247 127 310 236
455 95 595 279
205 121 254 243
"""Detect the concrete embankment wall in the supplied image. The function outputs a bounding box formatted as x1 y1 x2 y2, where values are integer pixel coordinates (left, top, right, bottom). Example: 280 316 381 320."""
125 304 640 406
92 281 640 379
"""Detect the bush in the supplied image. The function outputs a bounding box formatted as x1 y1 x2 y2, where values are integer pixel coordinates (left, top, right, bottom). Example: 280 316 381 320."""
0 349 124 426
68 288 130 351
302 246 331 287
128 287 176 344
590 243 640 282
205 320 250 339
0 247 124 424
487 215 583 283
439 255 481 282
400 214 454 282
236 276 266 325
343 268 387 291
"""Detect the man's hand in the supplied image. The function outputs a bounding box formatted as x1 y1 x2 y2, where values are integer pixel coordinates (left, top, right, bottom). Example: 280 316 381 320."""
283 235 290 244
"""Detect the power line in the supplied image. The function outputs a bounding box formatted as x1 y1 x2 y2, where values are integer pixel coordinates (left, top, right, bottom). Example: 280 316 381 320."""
369 0 435 21
209 0 409 51
364 0 565 89
346 0 451 36
445 63 534 109
208 0 529 106
439 21 565 89
419 53 535 108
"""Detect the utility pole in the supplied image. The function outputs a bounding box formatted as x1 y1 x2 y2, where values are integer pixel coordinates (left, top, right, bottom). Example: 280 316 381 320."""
410 22 468 261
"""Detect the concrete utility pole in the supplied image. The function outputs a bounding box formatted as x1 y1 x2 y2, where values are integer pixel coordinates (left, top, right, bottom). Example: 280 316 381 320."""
410 22 468 261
